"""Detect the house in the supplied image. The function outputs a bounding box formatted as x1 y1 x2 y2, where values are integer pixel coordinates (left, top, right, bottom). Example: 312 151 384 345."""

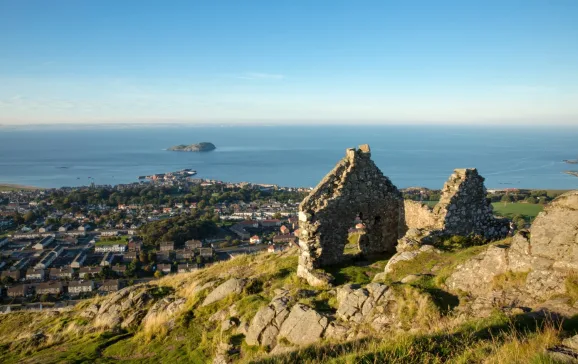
26 269 45 281
177 263 198 273
34 245 64 269
123 251 138 262
249 235 261 245
127 241 142 252
268 244 282 253
7 284 30 298
199 247 214 258
71 250 87 268
156 251 173 263
159 241 175 252
280 225 290 235
94 244 127 253
2 269 22 281
0 237 9 248
100 252 115 267
175 249 194 261
157 264 172 274
78 224 91 232
100 230 120 237
58 224 71 232
36 281 64 295
39 225 53 233
260 219 282 228
111 265 127 276
68 280 94 295
33 236 55 250
99 279 124 292
49 267 74 280
230 224 250 239
78 266 102 279
185 239 202 250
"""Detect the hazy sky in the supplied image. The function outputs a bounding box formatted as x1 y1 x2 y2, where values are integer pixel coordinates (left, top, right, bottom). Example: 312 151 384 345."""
1 0 577 125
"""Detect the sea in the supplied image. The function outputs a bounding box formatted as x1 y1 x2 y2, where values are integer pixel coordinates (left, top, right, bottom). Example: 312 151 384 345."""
1 125 577 190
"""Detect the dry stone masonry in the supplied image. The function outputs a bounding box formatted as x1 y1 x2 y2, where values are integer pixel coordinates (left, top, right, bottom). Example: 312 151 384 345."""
379 168 509 279
432 168 509 239
297 144 405 286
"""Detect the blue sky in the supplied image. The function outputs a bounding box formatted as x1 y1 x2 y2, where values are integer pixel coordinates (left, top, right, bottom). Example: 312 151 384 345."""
0 0 577 125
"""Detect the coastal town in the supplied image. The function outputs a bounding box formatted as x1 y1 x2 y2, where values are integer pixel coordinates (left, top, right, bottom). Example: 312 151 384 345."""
0 177 309 311
0 173 563 311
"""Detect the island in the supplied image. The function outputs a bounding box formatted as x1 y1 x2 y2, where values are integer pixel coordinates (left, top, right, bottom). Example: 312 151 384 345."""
168 142 216 152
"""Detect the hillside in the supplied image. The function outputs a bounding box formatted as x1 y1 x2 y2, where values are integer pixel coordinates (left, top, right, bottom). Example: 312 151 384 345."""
0 241 576 363
2 146 578 363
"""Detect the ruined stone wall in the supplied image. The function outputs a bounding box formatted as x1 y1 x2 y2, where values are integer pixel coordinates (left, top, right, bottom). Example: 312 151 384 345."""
432 168 509 239
403 200 438 230
297 145 404 286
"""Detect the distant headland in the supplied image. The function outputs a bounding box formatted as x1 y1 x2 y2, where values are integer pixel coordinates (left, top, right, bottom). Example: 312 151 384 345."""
168 142 216 152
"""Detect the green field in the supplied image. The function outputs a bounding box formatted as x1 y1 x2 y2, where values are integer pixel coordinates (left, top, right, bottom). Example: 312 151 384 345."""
491 202 544 220
0 184 42 191
95 236 129 246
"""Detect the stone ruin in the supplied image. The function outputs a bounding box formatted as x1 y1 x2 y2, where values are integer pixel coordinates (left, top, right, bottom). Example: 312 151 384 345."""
433 168 509 238
403 168 509 240
297 145 511 286
378 168 510 279
297 144 405 286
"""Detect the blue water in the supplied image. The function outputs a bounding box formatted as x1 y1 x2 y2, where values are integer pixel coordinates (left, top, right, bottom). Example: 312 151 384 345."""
0 125 577 189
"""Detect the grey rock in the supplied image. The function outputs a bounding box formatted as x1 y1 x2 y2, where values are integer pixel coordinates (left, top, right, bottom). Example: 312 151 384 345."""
202 278 247 307
278 303 328 346
245 293 290 347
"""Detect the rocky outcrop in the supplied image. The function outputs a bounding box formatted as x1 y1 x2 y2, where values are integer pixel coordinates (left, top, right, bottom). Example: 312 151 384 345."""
336 283 440 331
297 144 404 286
245 291 328 348
447 190 578 314
79 284 172 330
278 303 329 346
202 278 247 307
380 244 439 277
245 290 291 347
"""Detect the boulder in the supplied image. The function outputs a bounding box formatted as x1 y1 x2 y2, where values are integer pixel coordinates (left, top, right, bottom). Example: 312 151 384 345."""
245 291 291 347
278 303 328 346
202 279 247 307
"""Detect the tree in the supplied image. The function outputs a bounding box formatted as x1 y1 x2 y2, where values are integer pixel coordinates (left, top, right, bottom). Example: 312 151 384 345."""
501 194 513 203
1 276 15 285
139 251 148 264
525 196 537 204
23 211 37 223
154 270 163 279
272 212 282 220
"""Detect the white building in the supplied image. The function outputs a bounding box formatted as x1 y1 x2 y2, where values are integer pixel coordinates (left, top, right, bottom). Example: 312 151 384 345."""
94 244 127 253
68 280 94 295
